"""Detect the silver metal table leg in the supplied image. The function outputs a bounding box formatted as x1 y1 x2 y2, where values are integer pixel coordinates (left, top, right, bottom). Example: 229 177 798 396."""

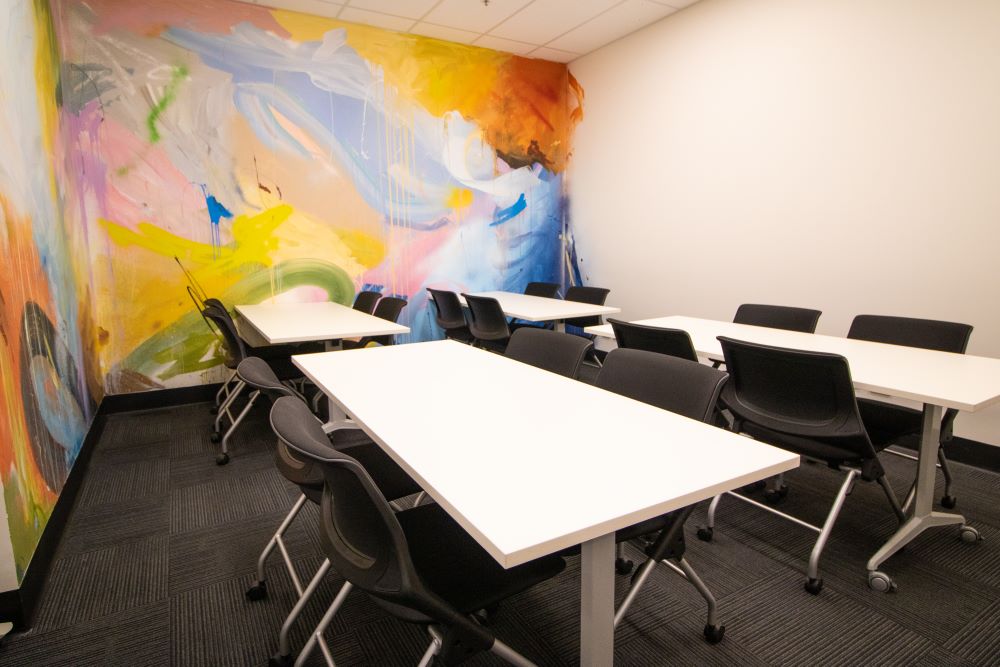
580 532 615 666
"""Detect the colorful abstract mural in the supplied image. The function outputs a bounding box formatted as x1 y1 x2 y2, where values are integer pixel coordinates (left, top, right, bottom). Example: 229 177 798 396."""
51 0 582 395
1 0 99 580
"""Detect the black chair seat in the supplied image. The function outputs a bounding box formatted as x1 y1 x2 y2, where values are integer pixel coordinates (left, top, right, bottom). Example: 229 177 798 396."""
236 357 290 391
741 422 869 466
395 504 566 616
857 398 922 446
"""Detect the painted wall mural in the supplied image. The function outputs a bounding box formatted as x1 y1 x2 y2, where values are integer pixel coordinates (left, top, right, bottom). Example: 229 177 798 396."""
1 0 99 580
51 0 583 395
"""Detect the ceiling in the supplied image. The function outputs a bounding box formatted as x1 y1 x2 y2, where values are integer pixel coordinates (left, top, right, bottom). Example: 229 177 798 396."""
246 0 701 62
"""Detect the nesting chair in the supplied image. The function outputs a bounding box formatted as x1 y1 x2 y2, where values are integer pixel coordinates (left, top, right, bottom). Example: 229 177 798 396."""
700 337 906 594
236 361 422 666
427 288 472 342
504 327 593 379
342 296 407 349
269 396 566 666
462 293 511 351
571 348 731 643
848 314 973 509
733 303 822 333
608 318 698 362
351 289 382 314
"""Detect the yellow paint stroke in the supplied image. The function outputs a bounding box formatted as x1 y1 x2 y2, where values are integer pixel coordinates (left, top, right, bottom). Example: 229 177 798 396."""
446 187 473 210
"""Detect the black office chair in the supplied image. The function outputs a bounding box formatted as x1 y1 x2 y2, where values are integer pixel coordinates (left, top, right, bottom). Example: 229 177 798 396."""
427 288 473 342
248 391 421 665
572 349 729 643
462 293 511 351
270 396 566 666
733 303 822 333
504 328 593 379
342 296 407 349
524 281 561 298
701 337 905 594
848 314 973 510
563 285 611 332
352 289 381 315
608 318 698 362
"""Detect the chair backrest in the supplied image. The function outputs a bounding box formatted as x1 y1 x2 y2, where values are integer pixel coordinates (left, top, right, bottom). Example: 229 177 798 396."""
563 285 611 329
596 348 727 423
353 290 382 315
426 288 466 330
524 282 561 299
504 328 592 378
733 304 822 333
847 315 972 354
608 318 698 363
462 294 511 341
202 305 246 368
268 396 494 658
237 357 296 401
362 297 407 346
717 336 874 458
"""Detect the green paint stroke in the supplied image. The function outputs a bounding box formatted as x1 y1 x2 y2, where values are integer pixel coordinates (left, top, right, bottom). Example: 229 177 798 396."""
146 65 188 143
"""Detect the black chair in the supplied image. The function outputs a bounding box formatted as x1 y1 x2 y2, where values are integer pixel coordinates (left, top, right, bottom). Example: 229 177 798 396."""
608 318 698 362
848 314 973 509
563 285 611 331
427 288 472 342
701 336 905 594
462 293 511 351
342 296 407 349
574 349 729 643
243 385 420 665
270 396 566 666
504 328 592 379
524 281 560 298
352 289 381 315
732 303 822 333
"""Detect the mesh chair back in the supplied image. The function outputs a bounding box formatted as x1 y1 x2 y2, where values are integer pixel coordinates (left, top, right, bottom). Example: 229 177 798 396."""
202 306 247 368
563 285 611 329
462 294 511 342
733 304 822 333
524 282 561 299
718 337 876 461
609 318 698 363
268 396 494 654
504 328 592 378
597 348 727 422
353 290 382 315
847 315 972 354
427 288 466 330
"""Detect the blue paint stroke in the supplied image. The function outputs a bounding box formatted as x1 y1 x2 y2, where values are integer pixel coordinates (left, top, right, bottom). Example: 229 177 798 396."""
489 193 527 227
205 193 234 225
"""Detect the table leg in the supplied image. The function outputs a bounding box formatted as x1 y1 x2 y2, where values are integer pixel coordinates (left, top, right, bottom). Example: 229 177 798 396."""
867 404 965 573
322 340 345 423
580 533 615 666
554 321 566 333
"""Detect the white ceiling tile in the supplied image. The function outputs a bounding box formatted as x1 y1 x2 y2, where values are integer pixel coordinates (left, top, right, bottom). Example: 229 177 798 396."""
339 6 415 31
263 0 343 19
489 0 618 45
408 22 481 44
342 0 441 20
423 0 534 34
548 0 677 53
529 46 579 63
473 34 537 55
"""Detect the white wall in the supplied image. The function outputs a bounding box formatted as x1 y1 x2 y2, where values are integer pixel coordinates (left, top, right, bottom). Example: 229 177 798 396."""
569 0 1000 445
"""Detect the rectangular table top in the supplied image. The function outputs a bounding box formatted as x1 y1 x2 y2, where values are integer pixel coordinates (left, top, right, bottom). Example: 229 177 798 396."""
459 290 620 322
586 315 1000 413
294 340 798 568
235 301 410 345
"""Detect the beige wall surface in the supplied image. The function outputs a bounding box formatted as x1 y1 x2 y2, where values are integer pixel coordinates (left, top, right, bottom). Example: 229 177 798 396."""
569 0 1000 444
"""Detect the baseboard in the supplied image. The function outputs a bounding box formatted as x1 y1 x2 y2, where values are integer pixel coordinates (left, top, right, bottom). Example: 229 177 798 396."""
100 382 223 414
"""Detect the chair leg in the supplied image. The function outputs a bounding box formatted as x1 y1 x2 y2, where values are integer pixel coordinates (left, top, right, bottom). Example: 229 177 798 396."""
490 639 538 666
215 368 237 407
214 379 245 433
938 448 956 506
876 474 906 523
294 581 354 667
417 634 441 667
674 557 724 641
248 493 309 599
806 469 858 586
614 558 656 627
275 559 332 659
218 389 259 464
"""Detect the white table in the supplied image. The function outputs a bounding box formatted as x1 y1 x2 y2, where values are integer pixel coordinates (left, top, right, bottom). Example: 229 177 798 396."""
235 301 409 347
587 316 1000 581
458 291 620 332
293 340 798 665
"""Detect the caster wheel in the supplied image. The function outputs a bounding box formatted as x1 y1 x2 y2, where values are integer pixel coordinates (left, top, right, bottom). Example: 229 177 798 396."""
696 527 714 543
216 453 230 466
615 557 634 575
764 485 789 505
959 525 982 543
804 577 824 595
703 624 725 644
210 431 221 443
268 654 292 667
867 571 896 593
941 495 957 509
473 603 500 625
245 582 267 601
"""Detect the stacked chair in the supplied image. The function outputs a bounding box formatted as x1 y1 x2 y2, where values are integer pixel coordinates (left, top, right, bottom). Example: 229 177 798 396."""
426 288 473 342
462 293 512 351
341 296 407 349
351 289 381 314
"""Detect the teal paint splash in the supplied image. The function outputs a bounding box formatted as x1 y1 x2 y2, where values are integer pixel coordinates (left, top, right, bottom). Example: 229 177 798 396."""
147 64 188 143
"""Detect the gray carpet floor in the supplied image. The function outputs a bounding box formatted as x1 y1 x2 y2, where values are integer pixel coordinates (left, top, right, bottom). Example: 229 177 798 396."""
2 398 999 666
